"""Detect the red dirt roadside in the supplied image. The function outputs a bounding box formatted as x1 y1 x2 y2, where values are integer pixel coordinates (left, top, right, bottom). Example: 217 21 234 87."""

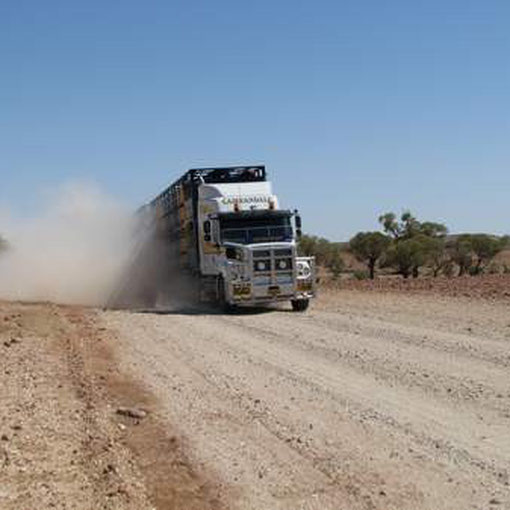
0 300 219 510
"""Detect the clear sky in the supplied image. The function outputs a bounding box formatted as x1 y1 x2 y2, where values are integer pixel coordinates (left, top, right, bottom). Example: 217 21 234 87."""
1 0 509 239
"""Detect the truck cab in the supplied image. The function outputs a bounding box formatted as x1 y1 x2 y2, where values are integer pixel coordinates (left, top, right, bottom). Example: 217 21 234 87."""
195 168 316 310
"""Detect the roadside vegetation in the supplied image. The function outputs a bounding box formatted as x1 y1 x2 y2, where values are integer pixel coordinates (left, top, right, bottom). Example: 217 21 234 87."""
299 211 510 280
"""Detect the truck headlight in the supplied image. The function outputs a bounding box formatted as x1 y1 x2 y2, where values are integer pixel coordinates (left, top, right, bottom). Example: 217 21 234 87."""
276 258 292 270
254 260 270 272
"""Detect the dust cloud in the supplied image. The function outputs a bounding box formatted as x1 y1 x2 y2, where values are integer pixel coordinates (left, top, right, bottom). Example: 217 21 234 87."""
0 182 136 306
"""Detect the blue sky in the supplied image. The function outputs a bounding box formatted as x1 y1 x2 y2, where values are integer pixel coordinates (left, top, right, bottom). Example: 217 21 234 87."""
1 0 509 239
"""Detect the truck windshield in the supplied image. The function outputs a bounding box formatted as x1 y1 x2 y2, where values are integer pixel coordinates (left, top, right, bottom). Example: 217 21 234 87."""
220 212 293 244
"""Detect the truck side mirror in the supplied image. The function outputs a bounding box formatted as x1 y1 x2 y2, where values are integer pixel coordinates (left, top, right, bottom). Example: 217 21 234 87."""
295 215 302 239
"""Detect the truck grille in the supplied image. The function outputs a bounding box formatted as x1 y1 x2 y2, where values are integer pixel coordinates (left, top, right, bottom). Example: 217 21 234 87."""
252 249 294 273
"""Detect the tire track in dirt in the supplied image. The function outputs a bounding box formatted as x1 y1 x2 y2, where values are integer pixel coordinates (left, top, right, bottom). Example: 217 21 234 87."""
220 310 510 416
202 313 510 476
60 307 222 510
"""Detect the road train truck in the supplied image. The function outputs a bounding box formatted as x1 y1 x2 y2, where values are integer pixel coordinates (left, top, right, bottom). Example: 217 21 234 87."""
138 165 316 311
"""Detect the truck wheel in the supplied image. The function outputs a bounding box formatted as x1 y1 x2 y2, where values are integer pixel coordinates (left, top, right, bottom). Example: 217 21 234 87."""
291 299 309 312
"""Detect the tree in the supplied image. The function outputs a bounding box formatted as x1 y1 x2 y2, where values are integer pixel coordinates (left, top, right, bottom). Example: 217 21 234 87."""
378 212 401 239
349 232 391 279
426 237 449 277
383 237 428 279
470 234 508 274
419 221 448 238
448 235 473 276
0 235 7 253
400 211 422 240
446 234 508 276
378 211 448 277
378 211 422 240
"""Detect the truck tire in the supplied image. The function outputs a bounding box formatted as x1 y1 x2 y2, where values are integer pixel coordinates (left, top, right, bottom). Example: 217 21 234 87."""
291 299 309 312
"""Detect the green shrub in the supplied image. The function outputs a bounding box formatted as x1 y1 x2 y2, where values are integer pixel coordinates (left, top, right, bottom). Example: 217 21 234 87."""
352 270 369 280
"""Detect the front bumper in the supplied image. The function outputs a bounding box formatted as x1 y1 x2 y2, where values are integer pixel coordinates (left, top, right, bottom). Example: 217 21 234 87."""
224 251 317 307
229 283 315 306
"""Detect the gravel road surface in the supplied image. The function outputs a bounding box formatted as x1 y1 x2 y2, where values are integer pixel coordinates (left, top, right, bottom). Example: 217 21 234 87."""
104 291 510 510
2 291 509 509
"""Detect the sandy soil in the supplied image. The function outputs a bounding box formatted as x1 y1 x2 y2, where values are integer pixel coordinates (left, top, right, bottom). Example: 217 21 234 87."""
1 291 510 509
0 302 217 510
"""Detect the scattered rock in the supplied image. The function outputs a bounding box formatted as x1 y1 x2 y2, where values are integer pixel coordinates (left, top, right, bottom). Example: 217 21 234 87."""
1 447 10 467
103 463 116 474
116 407 147 419
489 498 501 505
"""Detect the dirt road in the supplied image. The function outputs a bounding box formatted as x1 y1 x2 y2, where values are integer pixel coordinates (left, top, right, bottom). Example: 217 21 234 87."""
2 291 510 509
